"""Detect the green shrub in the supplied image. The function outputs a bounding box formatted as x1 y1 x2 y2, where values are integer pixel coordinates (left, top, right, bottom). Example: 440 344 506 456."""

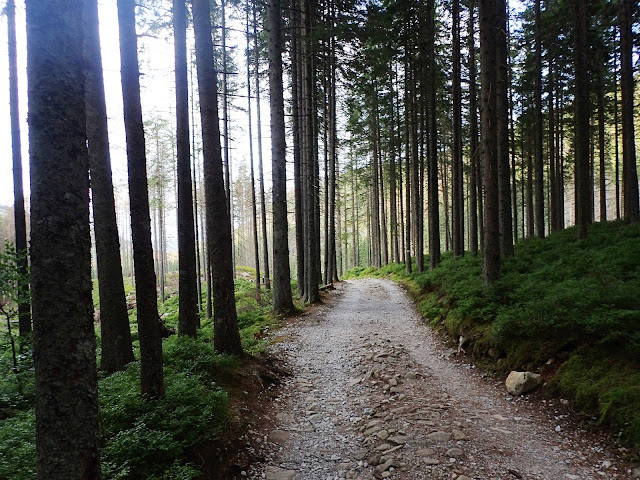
0 410 35 480
100 362 228 479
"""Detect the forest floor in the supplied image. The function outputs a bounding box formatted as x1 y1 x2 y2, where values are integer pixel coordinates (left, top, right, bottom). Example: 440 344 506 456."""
239 278 640 480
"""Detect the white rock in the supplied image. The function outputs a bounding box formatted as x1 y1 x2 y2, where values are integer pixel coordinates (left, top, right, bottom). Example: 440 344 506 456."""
505 371 542 395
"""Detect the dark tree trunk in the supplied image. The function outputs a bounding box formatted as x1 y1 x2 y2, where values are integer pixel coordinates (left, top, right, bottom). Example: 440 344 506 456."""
468 0 480 257
192 0 243 355
7 0 31 337
404 57 412 274
533 0 545 238
254 3 271 289
480 0 501 284
596 72 607 222
26 1 101 476
574 0 591 238
174 0 199 337
496 0 514 257
614 57 621 220
452 0 464 257
85 0 134 372
548 58 560 232
117 0 165 397
267 0 295 313
246 1 261 292
328 26 338 282
619 0 639 221
389 65 400 263
291 0 304 296
427 0 440 269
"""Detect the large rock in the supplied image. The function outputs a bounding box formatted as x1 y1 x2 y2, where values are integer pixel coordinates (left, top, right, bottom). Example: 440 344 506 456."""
265 466 296 480
505 371 542 395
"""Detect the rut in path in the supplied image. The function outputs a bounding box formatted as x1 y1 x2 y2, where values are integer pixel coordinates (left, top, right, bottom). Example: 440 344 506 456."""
246 278 634 480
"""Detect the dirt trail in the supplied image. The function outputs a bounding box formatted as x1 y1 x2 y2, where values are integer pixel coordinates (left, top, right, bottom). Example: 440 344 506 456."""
243 278 637 480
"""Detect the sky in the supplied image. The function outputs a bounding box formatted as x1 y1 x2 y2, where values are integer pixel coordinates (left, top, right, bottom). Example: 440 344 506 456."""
0 0 265 211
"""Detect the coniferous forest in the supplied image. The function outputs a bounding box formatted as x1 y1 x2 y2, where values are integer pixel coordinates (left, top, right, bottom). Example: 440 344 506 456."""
0 0 639 478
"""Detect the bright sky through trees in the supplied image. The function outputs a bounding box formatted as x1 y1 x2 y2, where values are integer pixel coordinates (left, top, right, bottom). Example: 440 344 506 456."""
0 0 265 208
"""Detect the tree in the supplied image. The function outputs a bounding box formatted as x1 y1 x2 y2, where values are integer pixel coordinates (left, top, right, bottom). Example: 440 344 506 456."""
173 0 199 337
480 0 501 284
192 0 244 354
117 0 165 397
246 0 261 292
533 0 545 238
267 0 295 313
253 1 271 290
6 0 30 338
574 0 591 239
85 0 134 373
451 0 464 257
427 0 440 270
26 0 101 476
619 0 639 221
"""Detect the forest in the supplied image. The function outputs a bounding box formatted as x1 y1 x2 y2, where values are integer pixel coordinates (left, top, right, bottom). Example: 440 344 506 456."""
0 0 639 478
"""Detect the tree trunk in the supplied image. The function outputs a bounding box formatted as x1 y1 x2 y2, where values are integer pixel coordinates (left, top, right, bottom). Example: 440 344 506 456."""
85 0 134 371
614 64 621 220
468 0 480 256
496 0 514 257
117 0 165 397
26 0 101 476
480 0 501 284
173 0 199 336
452 0 464 257
267 0 295 313
574 0 591 238
619 0 639 221
253 3 271 290
8 0 31 338
533 0 545 238
192 0 243 355
427 0 440 269
246 1 261 292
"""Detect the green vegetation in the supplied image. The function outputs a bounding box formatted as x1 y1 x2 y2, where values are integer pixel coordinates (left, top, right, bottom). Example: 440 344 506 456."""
346 221 640 449
0 265 283 479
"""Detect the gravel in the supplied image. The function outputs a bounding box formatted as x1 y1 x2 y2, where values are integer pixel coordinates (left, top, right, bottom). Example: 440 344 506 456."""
243 278 638 480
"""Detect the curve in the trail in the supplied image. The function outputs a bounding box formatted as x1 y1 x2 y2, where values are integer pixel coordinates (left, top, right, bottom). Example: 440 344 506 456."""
247 278 634 480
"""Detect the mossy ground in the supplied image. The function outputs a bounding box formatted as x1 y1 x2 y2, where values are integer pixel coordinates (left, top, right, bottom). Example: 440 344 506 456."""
344 221 640 452
0 267 292 479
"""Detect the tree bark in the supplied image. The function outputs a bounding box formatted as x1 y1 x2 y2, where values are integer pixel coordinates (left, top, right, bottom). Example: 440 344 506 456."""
267 0 295 313
427 0 440 269
496 0 514 257
480 0 501 284
192 0 243 355
468 0 480 256
619 0 639 221
117 0 165 397
452 0 464 257
533 0 545 238
26 0 101 476
246 0 261 292
173 0 199 336
7 0 31 337
85 0 134 371
574 0 591 238
253 3 271 290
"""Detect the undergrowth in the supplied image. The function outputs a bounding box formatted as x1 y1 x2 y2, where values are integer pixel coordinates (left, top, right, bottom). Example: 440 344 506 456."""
0 266 285 479
346 221 640 450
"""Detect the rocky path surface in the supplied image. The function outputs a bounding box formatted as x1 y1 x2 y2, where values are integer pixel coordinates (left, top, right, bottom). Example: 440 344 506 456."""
243 278 638 480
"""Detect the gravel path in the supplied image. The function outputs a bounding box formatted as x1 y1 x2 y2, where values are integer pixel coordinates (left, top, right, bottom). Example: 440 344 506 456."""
244 278 638 480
